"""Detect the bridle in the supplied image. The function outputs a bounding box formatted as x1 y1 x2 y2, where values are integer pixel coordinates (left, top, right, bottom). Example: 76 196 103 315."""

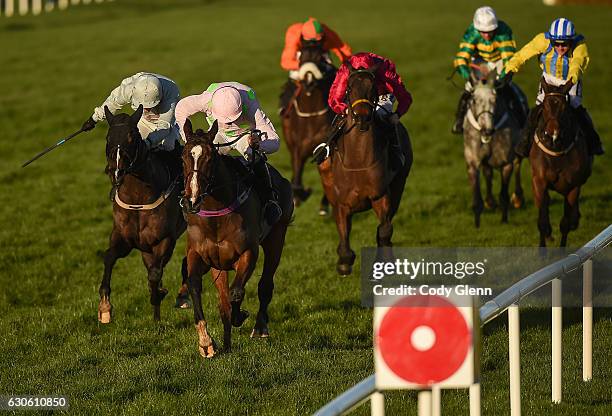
106 123 145 187
346 70 377 131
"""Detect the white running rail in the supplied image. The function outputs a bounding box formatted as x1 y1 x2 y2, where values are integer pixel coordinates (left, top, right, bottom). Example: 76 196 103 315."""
314 224 612 416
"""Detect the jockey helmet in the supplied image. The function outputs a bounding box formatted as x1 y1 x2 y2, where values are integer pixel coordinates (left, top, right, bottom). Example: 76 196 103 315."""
301 17 324 41
473 6 498 32
131 74 162 110
545 18 576 41
211 86 243 124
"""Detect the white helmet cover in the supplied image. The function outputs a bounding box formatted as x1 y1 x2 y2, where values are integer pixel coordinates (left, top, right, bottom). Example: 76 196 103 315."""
131 74 162 110
473 6 498 32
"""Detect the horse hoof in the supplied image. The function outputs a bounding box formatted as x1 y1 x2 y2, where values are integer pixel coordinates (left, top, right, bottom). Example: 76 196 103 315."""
174 295 192 309
232 310 250 327
293 197 302 207
98 298 112 324
250 326 270 338
198 343 216 359
546 234 554 242
318 207 329 216
484 198 497 210
337 263 352 276
98 311 112 324
511 193 524 209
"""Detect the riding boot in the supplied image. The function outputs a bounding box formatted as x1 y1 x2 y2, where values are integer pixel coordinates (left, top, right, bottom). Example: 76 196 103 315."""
502 83 527 127
574 106 604 155
252 158 282 227
278 80 298 117
515 105 541 158
452 91 471 134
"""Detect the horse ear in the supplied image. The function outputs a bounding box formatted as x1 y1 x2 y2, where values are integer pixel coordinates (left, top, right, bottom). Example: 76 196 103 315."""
104 105 113 123
369 63 381 75
131 104 144 124
562 80 574 95
541 77 552 94
346 61 355 73
183 119 194 141
208 120 219 142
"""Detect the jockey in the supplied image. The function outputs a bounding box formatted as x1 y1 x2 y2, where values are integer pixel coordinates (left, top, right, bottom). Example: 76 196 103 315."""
82 72 183 175
504 18 604 156
327 52 412 160
175 82 282 226
279 17 352 115
452 6 526 134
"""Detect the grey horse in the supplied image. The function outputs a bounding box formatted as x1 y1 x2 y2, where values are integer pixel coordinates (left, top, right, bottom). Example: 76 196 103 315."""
462 65 524 227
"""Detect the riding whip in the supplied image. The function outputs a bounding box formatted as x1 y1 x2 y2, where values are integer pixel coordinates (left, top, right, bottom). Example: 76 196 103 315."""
22 128 86 167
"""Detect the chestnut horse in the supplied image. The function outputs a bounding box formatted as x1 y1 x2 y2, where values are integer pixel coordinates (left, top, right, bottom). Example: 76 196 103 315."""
281 40 334 213
99 106 190 324
180 120 293 358
318 66 413 275
529 79 592 247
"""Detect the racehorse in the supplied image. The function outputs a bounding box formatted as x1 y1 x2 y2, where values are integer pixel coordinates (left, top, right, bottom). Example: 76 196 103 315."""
317 64 412 276
281 40 333 214
462 64 525 227
180 120 294 358
529 78 592 247
99 105 190 324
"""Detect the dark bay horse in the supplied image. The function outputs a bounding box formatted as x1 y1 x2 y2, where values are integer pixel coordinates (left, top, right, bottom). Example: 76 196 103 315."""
318 65 413 275
180 120 293 358
99 105 189 323
529 79 592 247
281 40 333 213
462 64 524 227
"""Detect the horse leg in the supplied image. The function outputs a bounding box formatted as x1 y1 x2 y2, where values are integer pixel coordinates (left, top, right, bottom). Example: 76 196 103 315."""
291 148 310 206
467 164 483 228
560 187 581 247
252 223 288 338
186 249 215 358
532 176 552 247
99 230 132 324
210 268 231 352
230 249 258 328
499 163 513 223
483 165 497 210
142 239 174 321
371 194 393 261
319 194 330 216
334 204 356 276
511 157 525 208
175 256 192 309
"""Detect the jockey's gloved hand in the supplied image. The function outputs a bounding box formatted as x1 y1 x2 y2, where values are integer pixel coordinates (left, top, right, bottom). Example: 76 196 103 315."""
81 117 97 132
144 138 153 150
388 112 400 125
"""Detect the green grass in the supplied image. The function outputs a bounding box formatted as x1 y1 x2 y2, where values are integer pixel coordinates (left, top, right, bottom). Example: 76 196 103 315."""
0 0 611 414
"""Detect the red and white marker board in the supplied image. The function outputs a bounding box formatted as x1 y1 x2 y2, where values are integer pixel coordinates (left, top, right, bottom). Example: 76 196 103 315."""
374 294 480 389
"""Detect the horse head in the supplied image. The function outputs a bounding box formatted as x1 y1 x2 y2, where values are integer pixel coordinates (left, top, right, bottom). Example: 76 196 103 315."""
469 66 498 138
298 40 327 92
346 62 379 131
180 119 219 213
104 105 145 187
540 78 574 144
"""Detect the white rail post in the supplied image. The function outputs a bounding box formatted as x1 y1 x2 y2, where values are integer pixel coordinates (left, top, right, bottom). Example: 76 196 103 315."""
552 278 562 403
59 0 69 9
432 386 441 416
18 0 28 15
370 392 385 416
71 0 81 4
5 0 15 16
83 0 92 4
45 0 55 12
509 304 521 416
418 390 432 416
583 259 593 381
469 383 481 416
32 0 42 15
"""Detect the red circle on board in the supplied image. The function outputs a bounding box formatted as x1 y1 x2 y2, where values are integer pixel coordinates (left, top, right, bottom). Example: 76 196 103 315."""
377 295 471 385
